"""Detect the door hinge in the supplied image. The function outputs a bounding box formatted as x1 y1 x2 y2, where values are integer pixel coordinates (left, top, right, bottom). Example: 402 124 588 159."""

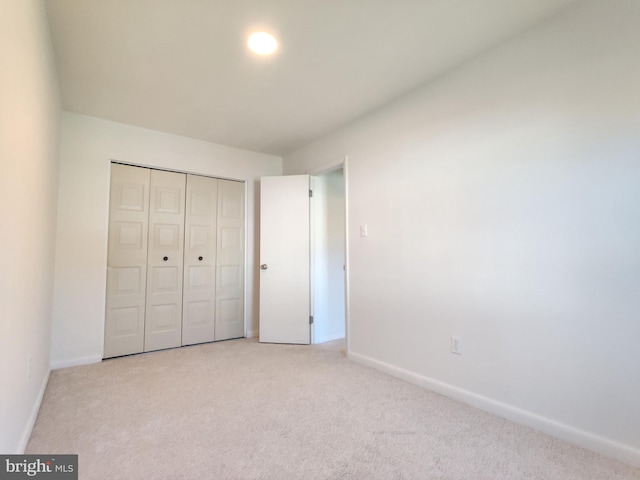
309 189 313 198
309 315 314 325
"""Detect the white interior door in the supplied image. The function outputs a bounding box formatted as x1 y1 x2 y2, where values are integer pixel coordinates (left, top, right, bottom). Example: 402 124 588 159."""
182 174 218 346
145 169 186 352
104 164 150 358
259 175 310 344
215 179 245 341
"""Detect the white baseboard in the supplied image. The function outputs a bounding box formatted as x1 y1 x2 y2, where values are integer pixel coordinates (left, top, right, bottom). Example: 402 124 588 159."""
51 354 102 370
349 351 640 468
18 369 50 453
313 332 345 344
246 329 259 339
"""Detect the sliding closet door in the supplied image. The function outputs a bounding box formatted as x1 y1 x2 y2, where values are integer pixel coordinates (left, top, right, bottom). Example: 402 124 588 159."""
144 169 186 352
182 175 218 345
215 180 245 341
104 164 150 358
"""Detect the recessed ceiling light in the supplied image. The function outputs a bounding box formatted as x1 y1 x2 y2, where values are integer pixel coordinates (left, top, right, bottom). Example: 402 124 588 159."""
248 32 278 55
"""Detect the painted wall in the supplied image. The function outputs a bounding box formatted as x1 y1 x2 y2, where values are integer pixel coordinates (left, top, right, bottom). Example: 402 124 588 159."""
312 170 345 343
51 113 281 368
284 0 640 466
0 0 61 453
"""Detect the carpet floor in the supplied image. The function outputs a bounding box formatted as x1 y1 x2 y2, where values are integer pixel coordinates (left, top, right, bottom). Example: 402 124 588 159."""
27 338 640 479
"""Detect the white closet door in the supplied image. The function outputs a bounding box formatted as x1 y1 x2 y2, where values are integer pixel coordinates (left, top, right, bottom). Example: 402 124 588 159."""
104 164 150 358
215 180 245 341
144 169 186 352
182 175 218 345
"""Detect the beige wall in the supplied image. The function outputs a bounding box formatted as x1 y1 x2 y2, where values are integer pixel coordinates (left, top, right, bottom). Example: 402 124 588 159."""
284 0 640 466
51 113 281 368
0 0 62 453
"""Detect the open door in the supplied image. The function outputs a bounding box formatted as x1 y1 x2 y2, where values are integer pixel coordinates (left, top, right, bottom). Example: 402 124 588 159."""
259 175 310 344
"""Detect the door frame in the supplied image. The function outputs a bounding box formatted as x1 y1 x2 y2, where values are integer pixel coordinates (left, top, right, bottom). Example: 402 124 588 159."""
307 156 351 357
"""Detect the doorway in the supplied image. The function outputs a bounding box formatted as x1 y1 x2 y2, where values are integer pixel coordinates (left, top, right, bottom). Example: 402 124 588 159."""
311 168 346 344
258 162 349 348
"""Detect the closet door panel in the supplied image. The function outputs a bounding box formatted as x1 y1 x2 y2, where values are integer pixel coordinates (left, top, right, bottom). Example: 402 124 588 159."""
182 175 218 345
104 164 150 358
215 180 245 341
144 170 185 352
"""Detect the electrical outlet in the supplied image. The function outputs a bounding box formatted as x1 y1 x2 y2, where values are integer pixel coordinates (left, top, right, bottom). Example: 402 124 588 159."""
360 224 368 237
451 336 463 355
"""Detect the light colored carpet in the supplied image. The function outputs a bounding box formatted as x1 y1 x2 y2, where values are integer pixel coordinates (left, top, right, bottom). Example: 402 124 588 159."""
27 338 640 479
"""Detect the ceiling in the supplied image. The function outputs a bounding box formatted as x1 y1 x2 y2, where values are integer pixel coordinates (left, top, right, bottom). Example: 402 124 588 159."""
45 0 577 156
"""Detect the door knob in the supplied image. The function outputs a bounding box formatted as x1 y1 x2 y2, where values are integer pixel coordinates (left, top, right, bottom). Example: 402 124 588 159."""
198 256 203 261
163 256 168 261
261 264 268 270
